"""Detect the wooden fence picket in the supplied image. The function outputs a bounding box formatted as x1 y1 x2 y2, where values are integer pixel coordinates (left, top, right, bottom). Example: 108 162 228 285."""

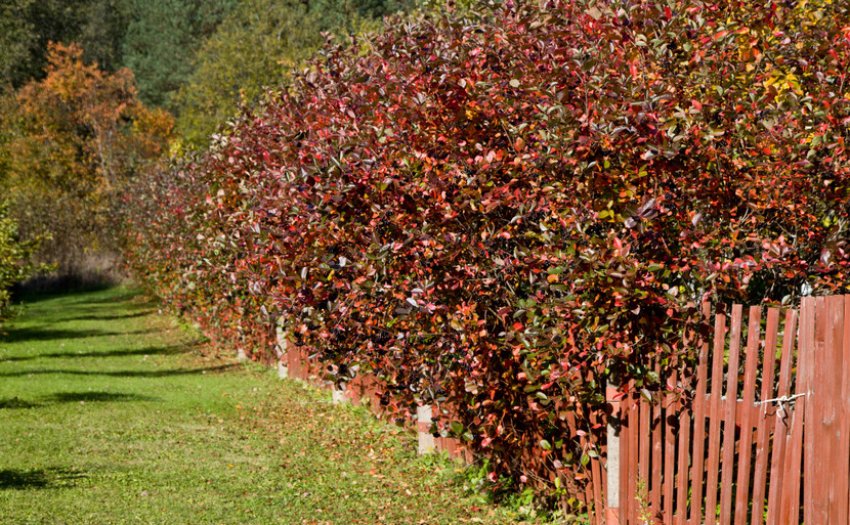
765 309 796 525
750 307 779 525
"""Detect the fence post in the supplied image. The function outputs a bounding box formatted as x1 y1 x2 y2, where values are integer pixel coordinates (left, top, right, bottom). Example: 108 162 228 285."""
276 326 288 379
332 384 349 404
606 379 621 524
416 404 436 455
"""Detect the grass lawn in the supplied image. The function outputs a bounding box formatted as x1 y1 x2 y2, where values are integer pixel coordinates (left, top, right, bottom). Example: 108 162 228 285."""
0 287 550 524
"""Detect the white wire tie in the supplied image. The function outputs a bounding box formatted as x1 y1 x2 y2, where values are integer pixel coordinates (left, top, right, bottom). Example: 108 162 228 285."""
754 392 808 419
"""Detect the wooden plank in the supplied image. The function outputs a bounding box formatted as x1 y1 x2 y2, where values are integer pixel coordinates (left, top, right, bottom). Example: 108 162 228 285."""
810 296 832 524
841 296 850 525
619 392 631 525
599 436 609 525
688 302 711 525
632 392 652 523
576 407 598 521
639 388 650 517
629 392 640 524
676 404 690 524
650 362 663 516
751 307 780 525
783 389 806 524
826 295 846 524
719 304 743 525
766 309 797 525
704 312 727 525
565 410 588 511
826 295 847 524
590 407 604 525
663 369 677 524
733 306 762 524
835 296 850 523
788 297 814 524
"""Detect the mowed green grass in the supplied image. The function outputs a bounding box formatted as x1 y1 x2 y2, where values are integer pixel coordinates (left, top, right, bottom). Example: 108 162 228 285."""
0 287 541 524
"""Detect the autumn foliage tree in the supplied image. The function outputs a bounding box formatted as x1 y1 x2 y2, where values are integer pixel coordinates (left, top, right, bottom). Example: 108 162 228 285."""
126 0 850 507
4 43 172 278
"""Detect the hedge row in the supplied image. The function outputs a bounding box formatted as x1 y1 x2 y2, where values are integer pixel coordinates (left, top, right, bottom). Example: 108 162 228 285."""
125 0 850 507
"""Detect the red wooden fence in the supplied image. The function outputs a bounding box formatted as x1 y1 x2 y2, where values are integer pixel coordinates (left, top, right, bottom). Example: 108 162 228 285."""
610 296 850 524
273 295 850 523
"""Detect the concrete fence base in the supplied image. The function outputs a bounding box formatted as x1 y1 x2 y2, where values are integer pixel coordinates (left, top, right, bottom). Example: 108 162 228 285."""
606 380 621 524
332 385 349 405
416 405 436 455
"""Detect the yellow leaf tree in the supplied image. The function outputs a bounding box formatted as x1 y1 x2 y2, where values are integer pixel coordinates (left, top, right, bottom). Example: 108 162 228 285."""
3 42 172 279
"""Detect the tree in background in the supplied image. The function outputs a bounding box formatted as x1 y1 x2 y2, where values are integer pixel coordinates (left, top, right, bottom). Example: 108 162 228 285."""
0 0 37 89
73 0 130 73
173 0 413 147
0 0 235 111
0 0 128 89
121 0 236 110
2 43 172 280
0 0 405 285
0 0 402 145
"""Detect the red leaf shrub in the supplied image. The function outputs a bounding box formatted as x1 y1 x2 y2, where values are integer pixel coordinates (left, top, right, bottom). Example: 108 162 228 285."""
126 0 850 506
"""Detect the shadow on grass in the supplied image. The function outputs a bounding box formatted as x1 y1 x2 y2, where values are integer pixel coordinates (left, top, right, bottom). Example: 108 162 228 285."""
0 468 87 490
71 291 154 307
0 327 157 344
56 310 155 322
11 288 156 316
43 297 157 313
43 391 159 404
0 397 39 409
11 279 118 303
0 364 238 379
1 343 198 363
0 391 159 409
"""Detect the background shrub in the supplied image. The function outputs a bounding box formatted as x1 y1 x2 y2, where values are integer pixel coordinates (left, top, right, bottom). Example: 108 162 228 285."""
0 204 38 319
